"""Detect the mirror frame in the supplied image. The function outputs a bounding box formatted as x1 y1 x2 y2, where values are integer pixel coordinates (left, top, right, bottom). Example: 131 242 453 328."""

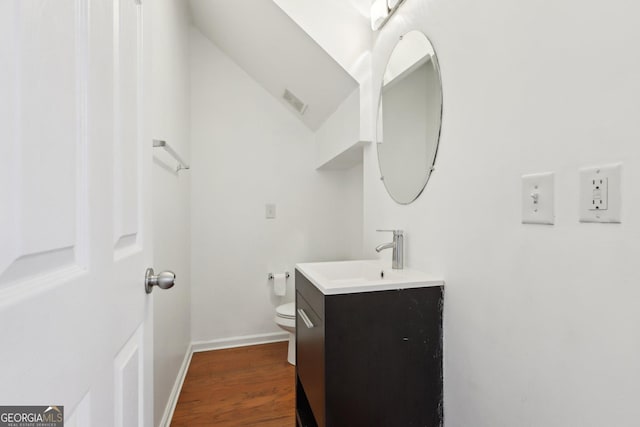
376 30 443 205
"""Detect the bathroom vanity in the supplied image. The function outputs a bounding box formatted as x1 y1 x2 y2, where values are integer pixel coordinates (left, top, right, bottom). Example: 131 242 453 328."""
295 261 444 427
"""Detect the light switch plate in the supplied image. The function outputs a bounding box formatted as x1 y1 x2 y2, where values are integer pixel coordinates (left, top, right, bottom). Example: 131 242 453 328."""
579 163 621 223
522 172 554 225
265 203 276 219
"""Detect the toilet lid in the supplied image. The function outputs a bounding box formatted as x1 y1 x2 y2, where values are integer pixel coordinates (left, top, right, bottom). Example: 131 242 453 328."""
276 302 296 319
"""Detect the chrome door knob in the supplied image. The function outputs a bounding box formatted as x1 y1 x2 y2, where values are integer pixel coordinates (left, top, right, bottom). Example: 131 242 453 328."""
145 268 176 294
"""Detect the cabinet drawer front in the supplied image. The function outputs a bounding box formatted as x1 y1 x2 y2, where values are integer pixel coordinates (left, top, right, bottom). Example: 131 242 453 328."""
296 292 325 426
296 269 324 317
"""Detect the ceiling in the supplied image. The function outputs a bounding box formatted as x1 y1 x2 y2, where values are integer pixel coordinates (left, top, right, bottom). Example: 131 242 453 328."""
345 0 373 18
272 0 372 80
189 0 360 131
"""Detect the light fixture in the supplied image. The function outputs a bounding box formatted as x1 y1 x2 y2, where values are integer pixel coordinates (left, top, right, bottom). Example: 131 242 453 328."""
370 0 389 31
387 0 402 9
371 0 406 31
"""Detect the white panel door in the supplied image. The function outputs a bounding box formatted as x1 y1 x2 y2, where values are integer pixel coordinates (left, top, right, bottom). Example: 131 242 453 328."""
0 0 154 426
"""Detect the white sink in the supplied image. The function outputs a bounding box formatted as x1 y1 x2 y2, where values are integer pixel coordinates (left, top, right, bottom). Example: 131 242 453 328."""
295 260 443 295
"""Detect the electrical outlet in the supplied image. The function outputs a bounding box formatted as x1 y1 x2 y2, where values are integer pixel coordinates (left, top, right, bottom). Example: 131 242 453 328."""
589 177 608 211
522 172 554 225
579 163 621 223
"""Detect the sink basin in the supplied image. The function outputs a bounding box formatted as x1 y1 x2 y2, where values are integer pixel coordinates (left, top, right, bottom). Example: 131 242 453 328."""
295 260 443 295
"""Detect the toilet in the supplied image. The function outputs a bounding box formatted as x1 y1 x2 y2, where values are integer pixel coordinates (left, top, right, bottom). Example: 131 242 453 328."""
274 302 296 365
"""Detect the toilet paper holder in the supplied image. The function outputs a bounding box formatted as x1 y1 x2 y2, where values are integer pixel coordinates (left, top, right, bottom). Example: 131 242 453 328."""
268 272 290 280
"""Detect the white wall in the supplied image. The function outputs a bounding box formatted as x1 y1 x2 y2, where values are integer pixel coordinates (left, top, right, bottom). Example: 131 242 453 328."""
315 88 362 169
190 28 363 344
363 0 640 426
150 1 191 425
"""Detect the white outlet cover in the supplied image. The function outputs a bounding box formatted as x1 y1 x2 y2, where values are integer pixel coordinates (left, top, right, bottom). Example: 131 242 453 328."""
522 172 555 225
579 163 622 223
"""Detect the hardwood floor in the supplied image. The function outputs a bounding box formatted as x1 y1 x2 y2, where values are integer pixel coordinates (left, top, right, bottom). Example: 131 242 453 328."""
171 342 295 426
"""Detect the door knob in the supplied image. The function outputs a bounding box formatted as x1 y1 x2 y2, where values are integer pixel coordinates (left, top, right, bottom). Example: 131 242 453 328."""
145 268 176 294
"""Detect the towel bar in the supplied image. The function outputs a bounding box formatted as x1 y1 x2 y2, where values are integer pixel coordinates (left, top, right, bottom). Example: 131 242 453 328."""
153 139 190 172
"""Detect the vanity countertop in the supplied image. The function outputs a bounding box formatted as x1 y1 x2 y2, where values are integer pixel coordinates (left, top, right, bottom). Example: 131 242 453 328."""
295 260 444 295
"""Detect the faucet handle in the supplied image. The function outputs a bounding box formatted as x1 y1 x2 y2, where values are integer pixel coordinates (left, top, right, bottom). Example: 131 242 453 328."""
376 229 403 236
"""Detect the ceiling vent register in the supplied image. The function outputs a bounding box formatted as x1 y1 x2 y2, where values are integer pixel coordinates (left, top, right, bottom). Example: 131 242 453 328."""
283 89 308 115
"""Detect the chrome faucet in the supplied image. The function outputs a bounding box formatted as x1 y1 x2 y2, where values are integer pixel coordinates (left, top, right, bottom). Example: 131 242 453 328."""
375 229 404 269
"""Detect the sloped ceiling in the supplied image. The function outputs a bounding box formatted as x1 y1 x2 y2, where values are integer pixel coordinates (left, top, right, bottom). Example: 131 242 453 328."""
189 0 359 131
273 0 372 80
346 0 373 18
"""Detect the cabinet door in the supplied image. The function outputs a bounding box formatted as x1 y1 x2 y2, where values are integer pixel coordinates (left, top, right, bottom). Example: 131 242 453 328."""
324 287 443 426
296 293 325 427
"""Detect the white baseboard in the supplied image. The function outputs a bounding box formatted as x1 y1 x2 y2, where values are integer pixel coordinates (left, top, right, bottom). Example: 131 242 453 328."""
192 331 289 353
159 332 289 426
159 343 193 427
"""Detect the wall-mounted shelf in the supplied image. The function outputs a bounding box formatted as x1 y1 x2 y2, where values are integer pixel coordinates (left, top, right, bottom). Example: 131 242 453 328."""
152 139 190 172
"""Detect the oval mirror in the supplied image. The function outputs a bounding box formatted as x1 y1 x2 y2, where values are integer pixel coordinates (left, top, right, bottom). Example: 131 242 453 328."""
376 30 443 204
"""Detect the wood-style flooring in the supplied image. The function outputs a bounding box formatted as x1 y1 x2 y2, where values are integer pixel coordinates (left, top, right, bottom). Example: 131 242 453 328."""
171 342 295 426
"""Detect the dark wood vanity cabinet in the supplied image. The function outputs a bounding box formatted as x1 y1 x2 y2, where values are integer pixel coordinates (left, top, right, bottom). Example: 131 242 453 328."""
295 269 444 427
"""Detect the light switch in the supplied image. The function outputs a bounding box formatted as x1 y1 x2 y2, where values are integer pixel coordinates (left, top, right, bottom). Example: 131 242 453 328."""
522 172 554 225
579 163 621 223
265 203 276 219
